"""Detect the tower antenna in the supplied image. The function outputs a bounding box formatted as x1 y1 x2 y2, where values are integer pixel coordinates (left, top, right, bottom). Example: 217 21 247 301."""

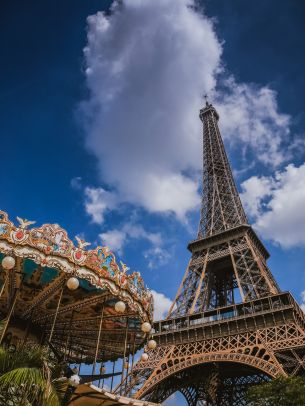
203 93 209 106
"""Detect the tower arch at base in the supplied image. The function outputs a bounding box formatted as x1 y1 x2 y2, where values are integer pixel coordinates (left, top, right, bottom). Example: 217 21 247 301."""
136 351 285 401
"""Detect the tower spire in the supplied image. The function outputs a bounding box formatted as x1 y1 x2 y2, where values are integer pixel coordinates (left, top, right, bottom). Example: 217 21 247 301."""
198 103 248 239
166 103 279 317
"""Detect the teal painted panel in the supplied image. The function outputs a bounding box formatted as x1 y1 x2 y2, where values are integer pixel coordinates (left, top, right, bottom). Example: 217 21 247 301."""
79 278 99 292
41 267 59 284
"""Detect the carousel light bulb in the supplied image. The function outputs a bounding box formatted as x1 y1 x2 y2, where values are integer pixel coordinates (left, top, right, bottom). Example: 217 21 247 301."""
68 374 81 387
66 277 79 291
147 339 157 350
115 300 126 313
100 366 106 374
1 256 15 270
141 322 151 333
141 353 149 362
124 361 129 369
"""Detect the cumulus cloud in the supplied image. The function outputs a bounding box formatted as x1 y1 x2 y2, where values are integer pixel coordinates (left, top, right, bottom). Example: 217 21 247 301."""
144 246 171 269
84 187 117 224
241 163 305 247
99 222 162 253
82 0 220 220
217 78 291 167
82 0 296 221
99 229 125 252
240 175 274 218
151 289 172 320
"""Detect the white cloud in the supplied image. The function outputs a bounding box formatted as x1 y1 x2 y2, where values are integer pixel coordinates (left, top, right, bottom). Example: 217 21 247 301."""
240 175 274 217
144 246 171 269
99 222 162 254
82 0 221 220
241 163 305 247
70 176 82 190
84 187 117 224
217 78 291 167
99 229 125 252
82 0 297 221
123 223 162 246
151 289 172 320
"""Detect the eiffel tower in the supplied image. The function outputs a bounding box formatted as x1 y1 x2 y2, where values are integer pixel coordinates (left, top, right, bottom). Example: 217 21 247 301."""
120 102 305 405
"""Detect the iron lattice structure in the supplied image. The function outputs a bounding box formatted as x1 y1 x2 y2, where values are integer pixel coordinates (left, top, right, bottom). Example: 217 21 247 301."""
117 103 305 405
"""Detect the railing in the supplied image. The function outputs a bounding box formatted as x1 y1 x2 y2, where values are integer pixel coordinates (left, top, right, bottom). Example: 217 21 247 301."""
153 292 296 334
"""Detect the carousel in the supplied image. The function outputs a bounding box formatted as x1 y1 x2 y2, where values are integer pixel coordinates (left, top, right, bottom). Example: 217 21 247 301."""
0 210 158 405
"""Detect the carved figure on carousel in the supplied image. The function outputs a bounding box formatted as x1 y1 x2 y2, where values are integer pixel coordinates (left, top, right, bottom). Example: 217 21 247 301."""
119 262 130 286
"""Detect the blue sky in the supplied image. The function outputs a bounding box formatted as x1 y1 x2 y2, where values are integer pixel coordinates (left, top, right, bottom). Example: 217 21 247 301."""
1 0 305 312
1 1 305 402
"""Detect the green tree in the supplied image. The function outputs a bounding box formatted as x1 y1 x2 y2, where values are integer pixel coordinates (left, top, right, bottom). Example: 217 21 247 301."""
0 344 64 406
247 376 305 406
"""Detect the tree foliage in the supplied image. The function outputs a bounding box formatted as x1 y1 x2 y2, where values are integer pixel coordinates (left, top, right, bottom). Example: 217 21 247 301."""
247 376 305 406
0 344 65 406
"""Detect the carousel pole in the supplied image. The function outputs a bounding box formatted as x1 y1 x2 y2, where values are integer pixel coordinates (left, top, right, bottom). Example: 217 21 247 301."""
92 304 104 376
130 332 136 374
78 347 84 375
63 309 75 363
48 283 64 343
126 331 137 396
0 272 9 342
98 363 101 388
120 317 129 395
0 289 18 344
98 351 105 388
0 261 25 345
39 318 49 345
110 359 116 392
22 308 34 346
124 344 131 395
0 272 8 299
48 274 78 345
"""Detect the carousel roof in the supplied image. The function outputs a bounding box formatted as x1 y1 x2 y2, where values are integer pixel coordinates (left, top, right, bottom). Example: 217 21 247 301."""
0 210 153 362
71 384 160 405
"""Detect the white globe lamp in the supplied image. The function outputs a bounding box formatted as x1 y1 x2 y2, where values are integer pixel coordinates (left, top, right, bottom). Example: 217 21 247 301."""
66 277 79 291
141 322 151 333
1 256 15 270
115 301 126 313
147 339 157 350
141 353 149 362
